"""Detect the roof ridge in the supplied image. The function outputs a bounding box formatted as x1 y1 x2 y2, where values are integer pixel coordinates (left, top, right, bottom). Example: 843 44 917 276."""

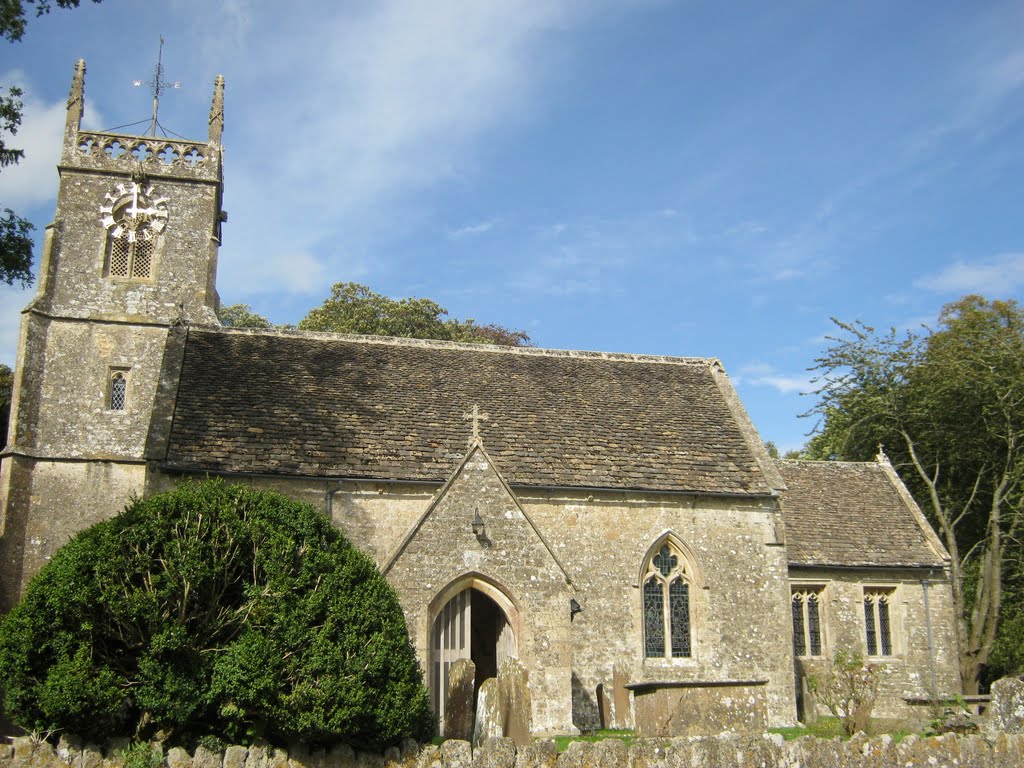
203 324 715 366
776 458 880 467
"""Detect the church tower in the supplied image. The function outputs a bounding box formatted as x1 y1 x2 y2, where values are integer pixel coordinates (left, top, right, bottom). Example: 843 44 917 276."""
0 60 226 609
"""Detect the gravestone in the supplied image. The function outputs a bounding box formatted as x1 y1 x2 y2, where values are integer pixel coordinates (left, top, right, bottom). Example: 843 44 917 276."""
497 658 533 746
445 658 477 740
988 677 1024 734
473 678 503 746
611 663 631 729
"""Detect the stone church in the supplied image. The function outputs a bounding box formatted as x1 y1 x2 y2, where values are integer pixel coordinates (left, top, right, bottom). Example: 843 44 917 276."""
0 63 962 736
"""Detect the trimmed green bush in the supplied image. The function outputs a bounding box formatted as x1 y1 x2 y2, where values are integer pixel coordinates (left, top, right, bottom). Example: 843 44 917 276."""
0 481 434 748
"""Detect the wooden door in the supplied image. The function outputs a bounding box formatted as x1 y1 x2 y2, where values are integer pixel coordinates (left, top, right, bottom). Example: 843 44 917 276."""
432 589 471 732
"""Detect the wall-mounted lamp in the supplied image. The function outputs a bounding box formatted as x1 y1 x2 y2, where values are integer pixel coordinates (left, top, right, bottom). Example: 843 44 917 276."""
570 597 583 621
471 507 486 539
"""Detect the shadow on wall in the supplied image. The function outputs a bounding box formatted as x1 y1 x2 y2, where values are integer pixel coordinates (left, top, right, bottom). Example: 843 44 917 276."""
572 672 600 732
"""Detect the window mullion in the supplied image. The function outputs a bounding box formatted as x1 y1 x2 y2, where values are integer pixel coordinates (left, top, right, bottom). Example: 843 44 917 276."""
662 579 671 659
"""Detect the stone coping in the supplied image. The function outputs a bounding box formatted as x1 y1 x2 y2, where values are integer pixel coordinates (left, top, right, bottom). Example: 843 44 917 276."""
4 732 1024 768
625 678 769 692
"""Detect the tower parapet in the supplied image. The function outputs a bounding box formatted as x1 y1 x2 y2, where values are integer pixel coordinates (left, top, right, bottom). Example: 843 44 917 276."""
65 131 221 182
61 58 222 183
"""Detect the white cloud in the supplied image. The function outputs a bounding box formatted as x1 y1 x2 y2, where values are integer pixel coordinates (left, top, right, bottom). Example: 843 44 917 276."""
0 72 67 209
915 253 1024 295
173 0 600 305
736 363 813 395
219 247 330 297
448 218 498 240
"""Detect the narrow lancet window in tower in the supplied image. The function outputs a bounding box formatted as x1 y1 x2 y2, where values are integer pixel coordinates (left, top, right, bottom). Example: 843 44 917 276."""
108 370 128 410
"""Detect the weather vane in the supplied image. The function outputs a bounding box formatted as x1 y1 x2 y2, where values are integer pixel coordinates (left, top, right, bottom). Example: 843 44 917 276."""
133 36 180 137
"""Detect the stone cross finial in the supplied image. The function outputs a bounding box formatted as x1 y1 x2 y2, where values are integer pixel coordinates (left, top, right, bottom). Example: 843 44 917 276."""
876 444 891 466
463 405 490 446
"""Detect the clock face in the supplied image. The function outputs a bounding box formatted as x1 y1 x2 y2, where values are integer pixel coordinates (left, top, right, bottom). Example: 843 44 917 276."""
99 181 169 239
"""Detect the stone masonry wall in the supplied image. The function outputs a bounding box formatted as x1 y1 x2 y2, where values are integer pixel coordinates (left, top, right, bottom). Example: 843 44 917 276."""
792 568 961 721
148 470 799 735
385 449 575 735
0 459 146 609
4 733 1024 768
522 489 797 731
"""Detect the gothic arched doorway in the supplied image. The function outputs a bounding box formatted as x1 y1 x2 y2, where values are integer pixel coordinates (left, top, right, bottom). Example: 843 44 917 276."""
431 581 518 732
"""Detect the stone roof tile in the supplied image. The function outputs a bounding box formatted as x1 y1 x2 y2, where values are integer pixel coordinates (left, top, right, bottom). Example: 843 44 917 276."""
777 459 946 568
160 329 775 495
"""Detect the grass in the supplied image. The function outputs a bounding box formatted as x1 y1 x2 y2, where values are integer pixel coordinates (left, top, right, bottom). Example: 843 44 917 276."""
554 729 637 752
769 717 917 742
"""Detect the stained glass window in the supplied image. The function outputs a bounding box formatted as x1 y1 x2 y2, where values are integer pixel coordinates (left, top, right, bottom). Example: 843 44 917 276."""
791 587 824 657
864 589 894 656
642 539 693 659
643 580 664 657
669 579 690 657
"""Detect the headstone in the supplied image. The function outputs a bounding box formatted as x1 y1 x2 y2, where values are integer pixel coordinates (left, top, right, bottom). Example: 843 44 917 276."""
611 664 631 729
445 658 477 740
988 676 1024 734
473 678 503 747
497 658 533 747
596 684 611 729
800 674 819 724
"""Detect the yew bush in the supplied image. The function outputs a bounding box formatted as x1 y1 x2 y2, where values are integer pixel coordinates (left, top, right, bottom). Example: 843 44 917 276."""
0 481 433 748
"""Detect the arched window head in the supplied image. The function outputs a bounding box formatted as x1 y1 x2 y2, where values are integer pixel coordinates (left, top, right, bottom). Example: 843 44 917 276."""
109 370 127 410
643 539 693 658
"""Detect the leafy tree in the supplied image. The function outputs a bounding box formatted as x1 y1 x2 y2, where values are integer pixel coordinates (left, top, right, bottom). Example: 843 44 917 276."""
1 1 104 285
0 480 434 748
1 2 99 285
0 87 33 286
299 282 530 346
217 303 273 329
0 362 12 447
1 1 102 43
807 295 1024 693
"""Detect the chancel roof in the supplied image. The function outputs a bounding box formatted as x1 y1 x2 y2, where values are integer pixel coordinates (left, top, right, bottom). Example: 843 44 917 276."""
159 329 779 495
777 459 947 568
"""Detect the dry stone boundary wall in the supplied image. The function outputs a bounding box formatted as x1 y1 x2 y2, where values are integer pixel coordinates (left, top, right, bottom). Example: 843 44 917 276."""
4 733 1024 768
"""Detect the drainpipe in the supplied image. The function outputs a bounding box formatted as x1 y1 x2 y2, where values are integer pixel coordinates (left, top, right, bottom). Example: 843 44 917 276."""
325 480 343 519
922 571 938 703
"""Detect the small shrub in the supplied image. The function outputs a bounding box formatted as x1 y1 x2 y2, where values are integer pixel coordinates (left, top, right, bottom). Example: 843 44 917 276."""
0 480 434 749
926 695 978 736
808 650 880 736
120 741 164 768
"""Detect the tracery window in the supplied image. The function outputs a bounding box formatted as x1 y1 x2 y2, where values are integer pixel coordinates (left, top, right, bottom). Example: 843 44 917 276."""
791 587 824 656
108 370 128 410
642 541 692 658
864 588 894 656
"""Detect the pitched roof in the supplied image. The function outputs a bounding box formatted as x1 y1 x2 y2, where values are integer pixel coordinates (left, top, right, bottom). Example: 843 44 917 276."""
777 459 947 568
158 328 779 496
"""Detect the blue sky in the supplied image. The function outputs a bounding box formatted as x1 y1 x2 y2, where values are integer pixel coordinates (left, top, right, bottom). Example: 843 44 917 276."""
1 0 1022 453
